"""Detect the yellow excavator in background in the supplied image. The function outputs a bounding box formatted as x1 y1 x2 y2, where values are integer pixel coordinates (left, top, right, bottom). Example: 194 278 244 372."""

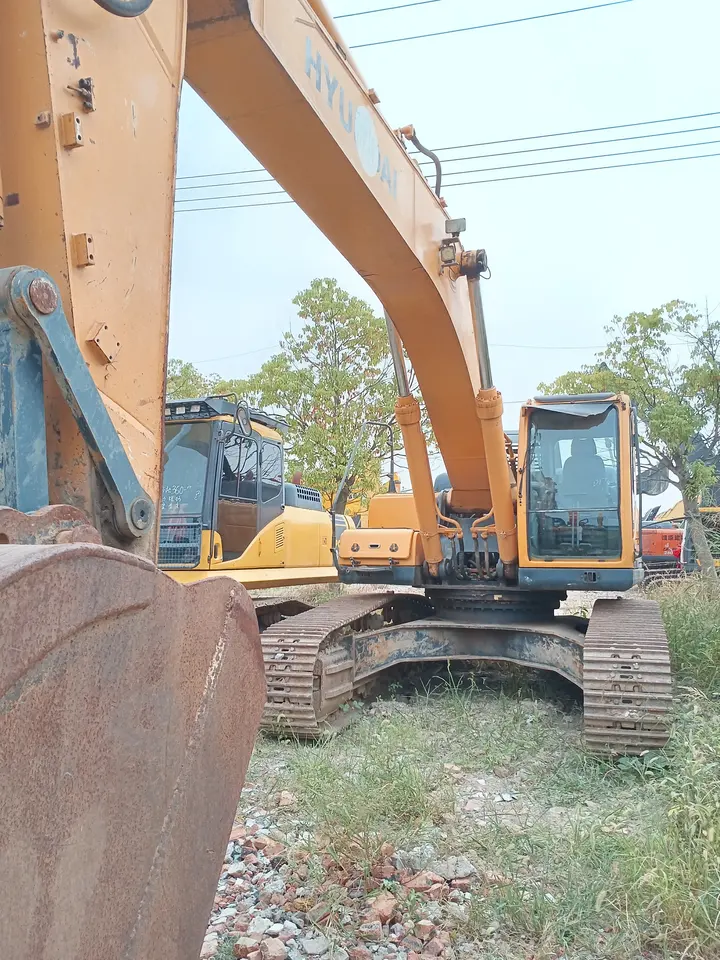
160 395 337 590
0 1 672 957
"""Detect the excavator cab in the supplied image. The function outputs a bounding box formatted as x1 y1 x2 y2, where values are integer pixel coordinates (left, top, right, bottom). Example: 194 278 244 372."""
160 397 337 590
517 393 640 590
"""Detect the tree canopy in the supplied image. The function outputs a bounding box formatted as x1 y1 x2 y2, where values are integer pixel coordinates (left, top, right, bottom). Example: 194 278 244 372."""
166 358 218 400
167 279 428 512
540 300 719 576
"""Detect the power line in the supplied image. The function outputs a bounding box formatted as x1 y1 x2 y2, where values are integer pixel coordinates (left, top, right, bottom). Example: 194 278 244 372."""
175 138 720 207
178 165 265 181
175 110 720 188
192 341 603 366
443 149 720 187
193 344 278 365
177 122 720 196
176 187 286 204
438 137 720 179
410 111 720 155
492 342 605 350
350 0 634 49
177 174 273 190
415 123 720 167
174 150 720 212
175 198 295 214
336 0 441 16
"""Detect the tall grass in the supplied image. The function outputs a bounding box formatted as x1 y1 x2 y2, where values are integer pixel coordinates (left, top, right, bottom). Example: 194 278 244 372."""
650 577 720 696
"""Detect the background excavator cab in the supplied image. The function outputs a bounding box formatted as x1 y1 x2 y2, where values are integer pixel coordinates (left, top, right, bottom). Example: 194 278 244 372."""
160 397 337 590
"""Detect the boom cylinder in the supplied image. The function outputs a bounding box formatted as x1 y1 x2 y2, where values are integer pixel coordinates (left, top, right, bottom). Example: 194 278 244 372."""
467 275 493 390
384 311 443 577
394 395 444 577
384 310 411 397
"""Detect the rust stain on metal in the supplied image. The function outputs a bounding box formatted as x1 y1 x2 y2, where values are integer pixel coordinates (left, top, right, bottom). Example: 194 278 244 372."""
0 542 266 959
67 33 81 70
0 504 102 545
28 277 58 314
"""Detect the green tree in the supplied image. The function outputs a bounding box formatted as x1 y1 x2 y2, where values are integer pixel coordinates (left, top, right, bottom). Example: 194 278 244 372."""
540 301 719 577
242 278 418 512
165 358 218 400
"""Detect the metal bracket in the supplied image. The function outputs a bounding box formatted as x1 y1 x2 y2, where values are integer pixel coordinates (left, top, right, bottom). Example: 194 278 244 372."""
67 77 96 112
0 266 154 540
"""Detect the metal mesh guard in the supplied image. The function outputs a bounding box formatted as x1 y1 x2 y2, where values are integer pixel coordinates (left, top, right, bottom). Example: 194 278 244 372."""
159 516 202 567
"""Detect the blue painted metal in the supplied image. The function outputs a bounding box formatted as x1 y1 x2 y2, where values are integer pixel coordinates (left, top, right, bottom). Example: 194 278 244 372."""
93 0 154 17
518 566 639 591
0 267 154 540
0 314 48 512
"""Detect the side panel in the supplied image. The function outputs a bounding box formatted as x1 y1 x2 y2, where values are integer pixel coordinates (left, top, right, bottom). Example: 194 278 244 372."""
215 505 334 570
0 0 186 556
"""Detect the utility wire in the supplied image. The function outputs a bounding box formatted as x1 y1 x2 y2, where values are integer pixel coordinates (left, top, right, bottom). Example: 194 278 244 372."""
177 123 720 195
176 110 720 188
176 187 286 204
409 110 720 156
193 340 606 365
443 149 720 187
415 123 720 167
175 198 295 214
177 174 274 190
193 344 278 364
336 0 441 16
174 150 720 212
436 137 720 179
175 138 720 206
350 0 635 49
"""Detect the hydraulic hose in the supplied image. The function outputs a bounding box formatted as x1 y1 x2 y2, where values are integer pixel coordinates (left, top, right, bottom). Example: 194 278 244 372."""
92 0 154 17
401 126 442 197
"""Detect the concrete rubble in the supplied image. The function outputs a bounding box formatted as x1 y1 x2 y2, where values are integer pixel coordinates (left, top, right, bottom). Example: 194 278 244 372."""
198 787 481 960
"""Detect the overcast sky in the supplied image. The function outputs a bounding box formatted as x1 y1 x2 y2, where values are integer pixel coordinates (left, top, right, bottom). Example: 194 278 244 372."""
169 0 720 507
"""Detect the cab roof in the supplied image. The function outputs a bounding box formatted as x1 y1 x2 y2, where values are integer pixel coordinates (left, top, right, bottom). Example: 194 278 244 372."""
165 396 289 435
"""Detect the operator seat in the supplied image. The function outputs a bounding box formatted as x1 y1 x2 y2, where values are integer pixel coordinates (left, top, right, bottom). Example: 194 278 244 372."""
558 437 607 509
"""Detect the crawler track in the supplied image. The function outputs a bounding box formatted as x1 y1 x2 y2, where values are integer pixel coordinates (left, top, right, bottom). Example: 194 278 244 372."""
583 598 672 755
254 592 673 756
258 593 431 735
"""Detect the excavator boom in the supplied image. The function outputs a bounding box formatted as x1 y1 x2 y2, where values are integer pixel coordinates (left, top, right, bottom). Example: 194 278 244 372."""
185 0 492 510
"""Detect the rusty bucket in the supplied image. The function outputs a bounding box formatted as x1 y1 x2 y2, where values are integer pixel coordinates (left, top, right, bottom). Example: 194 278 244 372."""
0 542 266 959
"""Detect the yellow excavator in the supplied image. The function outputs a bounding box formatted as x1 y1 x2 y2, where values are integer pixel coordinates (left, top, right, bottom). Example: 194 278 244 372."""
160 395 337 590
0 1 672 957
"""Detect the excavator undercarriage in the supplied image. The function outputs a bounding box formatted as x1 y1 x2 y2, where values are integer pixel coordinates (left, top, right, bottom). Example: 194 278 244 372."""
258 590 672 756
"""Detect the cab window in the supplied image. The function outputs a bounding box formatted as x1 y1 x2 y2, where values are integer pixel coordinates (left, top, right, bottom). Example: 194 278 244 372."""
527 406 621 559
162 422 211 516
220 436 258 501
261 441 283 503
